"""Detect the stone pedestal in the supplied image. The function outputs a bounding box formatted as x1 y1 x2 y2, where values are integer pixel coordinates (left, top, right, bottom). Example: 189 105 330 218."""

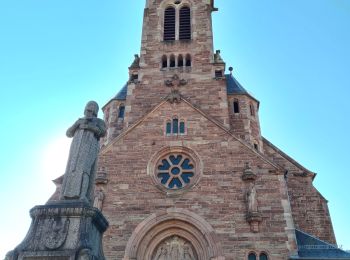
246 212 262 233
6 202 108 260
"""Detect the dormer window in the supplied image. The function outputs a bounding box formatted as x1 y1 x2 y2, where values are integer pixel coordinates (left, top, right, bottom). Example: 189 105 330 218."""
163 5 191 41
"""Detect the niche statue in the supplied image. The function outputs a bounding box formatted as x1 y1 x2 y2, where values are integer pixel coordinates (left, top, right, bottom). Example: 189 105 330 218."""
60 101 106 204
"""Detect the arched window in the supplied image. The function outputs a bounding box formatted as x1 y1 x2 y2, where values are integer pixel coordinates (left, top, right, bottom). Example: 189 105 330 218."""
118 105 125 118
259 253 268 260
178 54 184 67
162 55 168 68
170 54 176 68
233 99 240 113
180 121 185 134
165 119 186 135
164 7 176 41
185 54 191 67
248 253 257 260
179 6 191 40
172 118 179 133
166 121 172 134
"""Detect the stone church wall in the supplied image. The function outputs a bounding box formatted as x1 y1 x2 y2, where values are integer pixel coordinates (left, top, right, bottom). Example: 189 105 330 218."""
98 101 294 259
262 138 336 244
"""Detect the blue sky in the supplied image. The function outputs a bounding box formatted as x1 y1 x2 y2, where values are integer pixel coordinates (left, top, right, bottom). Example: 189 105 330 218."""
0 0 349 257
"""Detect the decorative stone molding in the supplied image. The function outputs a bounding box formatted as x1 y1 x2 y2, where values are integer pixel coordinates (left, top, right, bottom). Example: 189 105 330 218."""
123 208 224 260
166 88 182 104
242 163 262 233
213 50 224 64
246 212 263 233
242 162 257 181
6 202 109 260
44 218 70 250
95 170 108 185
164 74 188 87
129 54 140 69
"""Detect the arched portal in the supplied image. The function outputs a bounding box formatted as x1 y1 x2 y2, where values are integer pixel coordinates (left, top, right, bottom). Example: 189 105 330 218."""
123 208 224 260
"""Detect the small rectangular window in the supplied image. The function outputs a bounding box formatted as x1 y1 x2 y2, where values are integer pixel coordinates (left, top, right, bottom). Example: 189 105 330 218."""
254 144 259 151
215 70 223 78
131 74 138 81
233 100 240 113
250 104 255 117
118 106 125 118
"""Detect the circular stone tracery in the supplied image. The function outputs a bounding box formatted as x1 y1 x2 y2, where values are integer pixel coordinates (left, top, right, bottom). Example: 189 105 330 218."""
157 154 195 189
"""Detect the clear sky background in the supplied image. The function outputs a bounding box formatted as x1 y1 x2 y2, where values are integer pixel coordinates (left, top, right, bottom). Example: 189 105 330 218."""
0 0 349 257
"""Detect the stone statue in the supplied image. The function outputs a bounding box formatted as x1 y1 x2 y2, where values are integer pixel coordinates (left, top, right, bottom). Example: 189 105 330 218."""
60 101 106 204
154 245 168 260
130 54 140 68
152 236 197 260
214 50 224 63
93 189 105 210
183 243 195 260
170 236 181 259
246 183 258 213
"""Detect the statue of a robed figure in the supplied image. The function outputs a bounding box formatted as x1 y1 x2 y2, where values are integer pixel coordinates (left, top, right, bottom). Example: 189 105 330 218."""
60 101 106 203
6 101 109 260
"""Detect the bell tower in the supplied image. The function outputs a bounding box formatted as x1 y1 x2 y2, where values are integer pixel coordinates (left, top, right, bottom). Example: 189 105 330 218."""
124 0 230 127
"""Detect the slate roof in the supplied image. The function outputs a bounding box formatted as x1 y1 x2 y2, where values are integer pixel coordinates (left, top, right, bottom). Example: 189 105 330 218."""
114 83 128 100
290 229 350 260
108 75 256 103
225 74 248 95
226 74 259 105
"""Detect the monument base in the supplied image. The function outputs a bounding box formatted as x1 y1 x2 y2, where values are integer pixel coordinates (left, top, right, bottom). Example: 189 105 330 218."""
6 201 108 260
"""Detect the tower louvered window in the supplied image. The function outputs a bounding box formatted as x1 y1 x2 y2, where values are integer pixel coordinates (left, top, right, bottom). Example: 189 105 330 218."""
179 7 191 40
164 7 176 41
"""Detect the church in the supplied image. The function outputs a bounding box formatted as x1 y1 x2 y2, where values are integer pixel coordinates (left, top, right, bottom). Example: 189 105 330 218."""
91 0 350 259
6 0 350 260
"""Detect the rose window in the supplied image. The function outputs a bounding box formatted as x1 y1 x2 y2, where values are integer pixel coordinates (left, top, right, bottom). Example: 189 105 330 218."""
156 154 195 189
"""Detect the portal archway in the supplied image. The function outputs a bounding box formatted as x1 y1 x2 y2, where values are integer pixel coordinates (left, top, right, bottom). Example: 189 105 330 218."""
123 208 224 260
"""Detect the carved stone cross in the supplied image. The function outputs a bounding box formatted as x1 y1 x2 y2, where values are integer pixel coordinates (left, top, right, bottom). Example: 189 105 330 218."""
164 74 187 87
166 88 182 104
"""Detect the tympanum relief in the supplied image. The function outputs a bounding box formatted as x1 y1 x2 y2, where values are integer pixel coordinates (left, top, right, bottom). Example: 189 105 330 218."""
152 236 197 260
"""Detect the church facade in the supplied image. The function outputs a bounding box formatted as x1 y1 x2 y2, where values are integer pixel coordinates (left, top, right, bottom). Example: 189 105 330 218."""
91 0 347 259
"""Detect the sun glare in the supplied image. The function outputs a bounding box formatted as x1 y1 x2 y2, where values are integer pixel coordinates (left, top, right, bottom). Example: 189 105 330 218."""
40 136 71 183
